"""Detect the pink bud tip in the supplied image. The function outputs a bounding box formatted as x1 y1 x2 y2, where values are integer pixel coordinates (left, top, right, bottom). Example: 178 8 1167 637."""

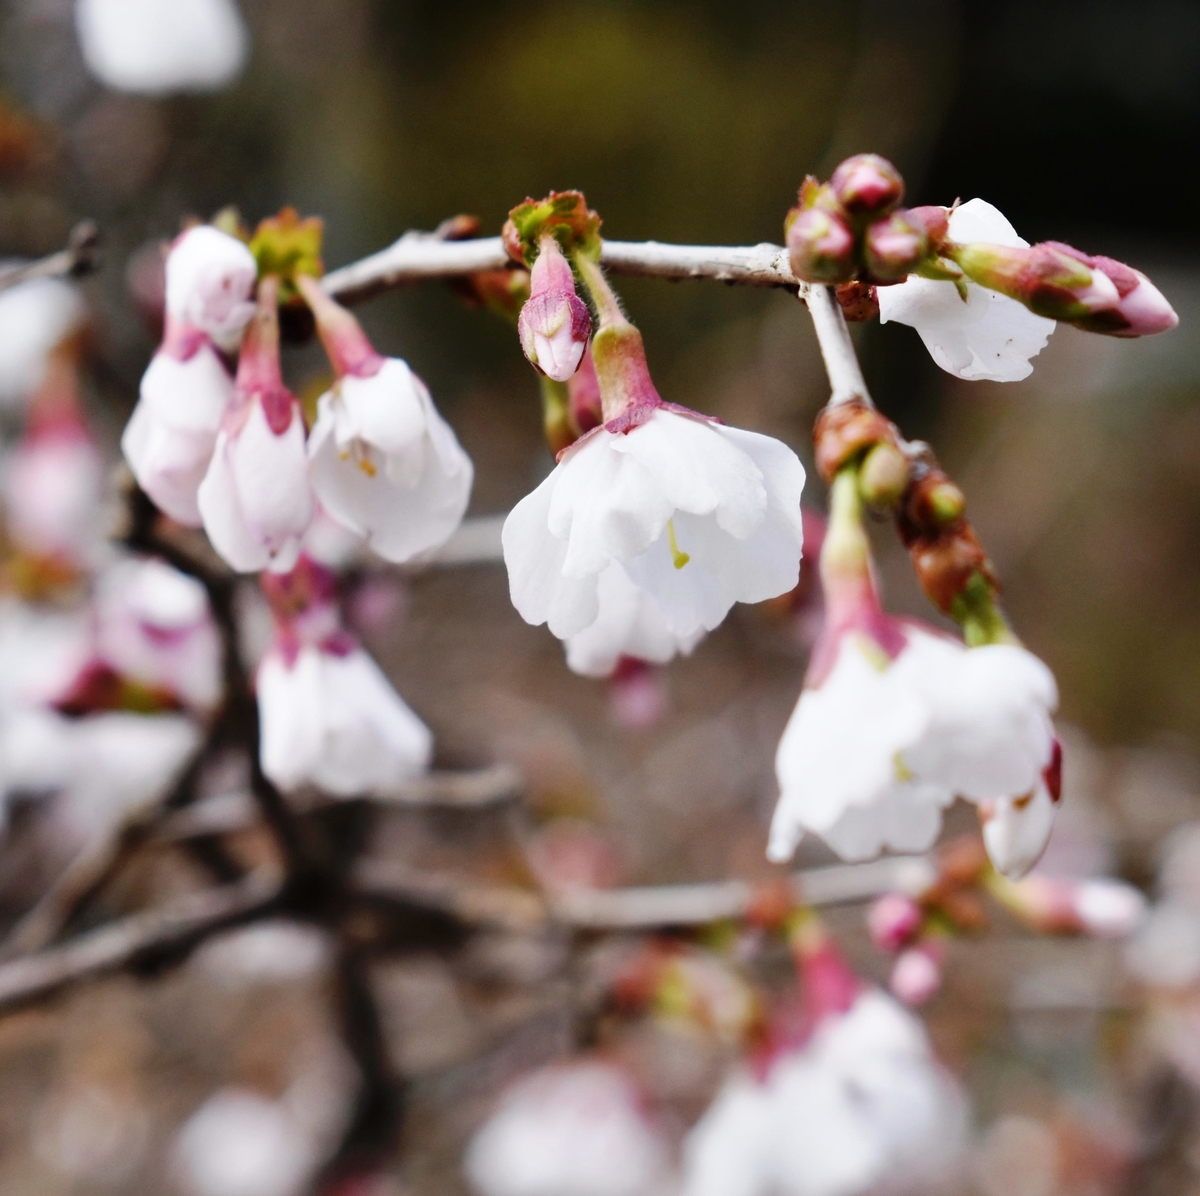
889 942 943 1006
1089 256 1179 337
864 210 927 283
867 892 923 953
786 207 856 284
518 291 591 382
830 153 905 217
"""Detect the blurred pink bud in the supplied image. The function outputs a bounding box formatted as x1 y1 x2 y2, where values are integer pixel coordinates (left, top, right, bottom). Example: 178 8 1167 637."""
524 818 623 898
1006 875 1147 938
889 940 943 1006
867 892 923 953
518 239 590 382
830 153 905 217
786 207 856 284
608 657 669 731
197 280 313 574
864 210 928 283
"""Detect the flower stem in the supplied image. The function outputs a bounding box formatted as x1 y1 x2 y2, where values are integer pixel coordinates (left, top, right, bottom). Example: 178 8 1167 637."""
573 250 626 331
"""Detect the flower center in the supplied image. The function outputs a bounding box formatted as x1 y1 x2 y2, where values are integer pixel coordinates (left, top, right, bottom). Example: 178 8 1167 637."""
340 438 378 478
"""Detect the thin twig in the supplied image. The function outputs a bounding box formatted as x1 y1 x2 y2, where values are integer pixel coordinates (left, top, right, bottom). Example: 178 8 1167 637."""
803 284 873 407
0 222 100 295
0 873 281 1013
322 234 806 304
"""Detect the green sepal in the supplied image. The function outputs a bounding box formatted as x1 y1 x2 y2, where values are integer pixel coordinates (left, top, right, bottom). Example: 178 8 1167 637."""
502 191 602 268
951 570 1017 647
249 207 325 303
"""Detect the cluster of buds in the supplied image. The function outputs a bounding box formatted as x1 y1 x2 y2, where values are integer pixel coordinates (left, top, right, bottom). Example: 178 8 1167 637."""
785 153 940 287
867 836 1146 1006
788 153 1177 346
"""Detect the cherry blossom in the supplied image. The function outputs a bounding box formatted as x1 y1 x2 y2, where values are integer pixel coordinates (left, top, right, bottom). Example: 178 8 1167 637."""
256 556 432 796
503 311 804 643
298 276 474 563
464 1060 670 1196
75 0 249 97
683 928 966 1196
877 199 1055 382
0 277 86 410
197 278 314 573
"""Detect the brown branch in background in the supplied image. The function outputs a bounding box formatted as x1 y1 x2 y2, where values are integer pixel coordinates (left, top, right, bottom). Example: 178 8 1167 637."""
0 221 99 295
0 873 281 1013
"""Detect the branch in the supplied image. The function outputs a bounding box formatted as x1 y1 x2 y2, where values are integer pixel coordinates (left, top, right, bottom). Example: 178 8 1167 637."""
322 234 807 304
802 285 873 407
0 221 100 295
0 872 281 1013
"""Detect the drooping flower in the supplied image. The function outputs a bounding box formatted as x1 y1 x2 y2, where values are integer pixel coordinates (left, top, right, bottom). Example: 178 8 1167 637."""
256 555 432 796
683 925 966 1196
464 1060 670 1196
297 276 473 564
0 277 86 410
122 225 257 524
768 465 1059 876
503 294 805 644
3 359 105 578
197 277 314 574
877 199 1056 382
517 237 592 382
92 556 223 714
75 0 249 97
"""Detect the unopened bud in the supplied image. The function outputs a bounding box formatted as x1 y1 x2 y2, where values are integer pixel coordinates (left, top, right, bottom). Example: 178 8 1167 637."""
517 238 591 382
864 210 927 284
952 240 1119 324
813 398 900 482
867 892 922 952
1002 875 1147 938
889 940 943 1006
830 153 904 218
786 207 856 284
1075 255 1178 337
858 442 910 508
908 532 994 615
907 205 951 248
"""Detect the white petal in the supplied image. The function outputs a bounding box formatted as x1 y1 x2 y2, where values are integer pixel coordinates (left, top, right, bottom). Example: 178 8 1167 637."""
564 562 704 678
768 635 936 863
682 1075 775 1196
197 430 272 572
0 278 86 409
981 780 1057 878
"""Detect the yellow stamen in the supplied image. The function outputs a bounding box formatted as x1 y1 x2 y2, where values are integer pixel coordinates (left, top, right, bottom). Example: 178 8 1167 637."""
667 519 690 570
893 752 914 782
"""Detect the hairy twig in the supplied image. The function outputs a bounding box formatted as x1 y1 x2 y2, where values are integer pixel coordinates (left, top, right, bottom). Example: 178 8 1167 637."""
0 221 100 295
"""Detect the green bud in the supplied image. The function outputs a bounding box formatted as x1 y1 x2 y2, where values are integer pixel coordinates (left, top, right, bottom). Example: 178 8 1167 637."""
858 442 910 509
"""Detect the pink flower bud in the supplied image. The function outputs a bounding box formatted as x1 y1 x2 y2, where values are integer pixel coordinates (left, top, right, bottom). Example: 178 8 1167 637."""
867 892 923 952
785 206 856 284
889 940 943 1006
864 210 928 283
164 224 257 351
830 153 905 217
1003 875 1147 938
952 239 1177 336
517 238 591 382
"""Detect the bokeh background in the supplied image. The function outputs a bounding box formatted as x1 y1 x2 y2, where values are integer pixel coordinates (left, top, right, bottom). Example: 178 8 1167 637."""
0 1 1198 1193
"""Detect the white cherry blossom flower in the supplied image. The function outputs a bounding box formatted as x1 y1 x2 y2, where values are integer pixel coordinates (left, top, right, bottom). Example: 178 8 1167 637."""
877 199 1055 382
464 1061 670 1196
504 408 805 641
769 470 1059 874
93 557 223 713
684 990 966 1196
979 769 1060 880
564 561 704 678
76 0 249 97
256 555 432 796
4 403 105 572
258 641 432 796
298 276 473 563
197 280 313 574
0 277 86 410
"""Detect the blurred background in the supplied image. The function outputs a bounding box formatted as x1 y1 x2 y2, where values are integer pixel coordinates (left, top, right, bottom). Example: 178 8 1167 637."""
1 0 1199 1192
